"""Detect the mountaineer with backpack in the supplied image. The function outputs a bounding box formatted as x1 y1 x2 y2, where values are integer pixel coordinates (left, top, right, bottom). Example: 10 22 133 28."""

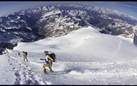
40 51 56 74
3 48 9 56
23 51 28 61
18 52 21 57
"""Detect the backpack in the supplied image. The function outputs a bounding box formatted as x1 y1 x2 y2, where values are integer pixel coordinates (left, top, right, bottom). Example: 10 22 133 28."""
48 53 56 62
24 52 27 56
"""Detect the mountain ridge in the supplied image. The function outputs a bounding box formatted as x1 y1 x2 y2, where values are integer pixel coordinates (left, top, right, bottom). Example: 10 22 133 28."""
0 4 137 53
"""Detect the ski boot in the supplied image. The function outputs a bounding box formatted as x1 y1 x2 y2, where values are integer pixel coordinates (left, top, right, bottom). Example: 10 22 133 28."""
49 69 54 72
44 69 47 74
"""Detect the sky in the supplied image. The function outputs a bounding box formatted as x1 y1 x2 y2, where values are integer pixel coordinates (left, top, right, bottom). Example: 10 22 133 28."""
0 1 137 19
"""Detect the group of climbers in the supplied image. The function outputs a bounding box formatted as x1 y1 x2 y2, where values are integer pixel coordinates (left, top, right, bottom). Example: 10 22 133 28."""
4 48 56 74
23 51 56 73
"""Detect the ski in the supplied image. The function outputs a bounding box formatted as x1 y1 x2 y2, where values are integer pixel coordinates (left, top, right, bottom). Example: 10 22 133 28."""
28 69 36 72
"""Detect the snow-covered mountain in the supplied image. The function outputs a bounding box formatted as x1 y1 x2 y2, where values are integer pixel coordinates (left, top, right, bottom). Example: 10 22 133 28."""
1 26 137 85
1 4 137 52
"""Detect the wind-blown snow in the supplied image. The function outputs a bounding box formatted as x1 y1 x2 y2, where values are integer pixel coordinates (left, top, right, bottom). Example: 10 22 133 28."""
1 26 137 85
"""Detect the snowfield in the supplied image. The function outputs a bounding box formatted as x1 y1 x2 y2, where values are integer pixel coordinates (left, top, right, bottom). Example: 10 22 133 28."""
1 26 137 85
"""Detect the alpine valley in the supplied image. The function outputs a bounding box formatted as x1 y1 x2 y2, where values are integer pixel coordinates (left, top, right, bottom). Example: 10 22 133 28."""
0 4 137 52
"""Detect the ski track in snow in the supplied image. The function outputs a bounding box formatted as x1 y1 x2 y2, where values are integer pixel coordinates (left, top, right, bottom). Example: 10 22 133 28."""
8 55 40 85
5 51 51 85
6 53 137 85
2 50 137 85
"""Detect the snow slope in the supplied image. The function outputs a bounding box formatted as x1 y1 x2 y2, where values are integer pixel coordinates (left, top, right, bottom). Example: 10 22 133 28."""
1 26 137 85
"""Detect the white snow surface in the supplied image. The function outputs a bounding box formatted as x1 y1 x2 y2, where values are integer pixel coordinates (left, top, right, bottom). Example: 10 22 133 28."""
1 26 137 85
